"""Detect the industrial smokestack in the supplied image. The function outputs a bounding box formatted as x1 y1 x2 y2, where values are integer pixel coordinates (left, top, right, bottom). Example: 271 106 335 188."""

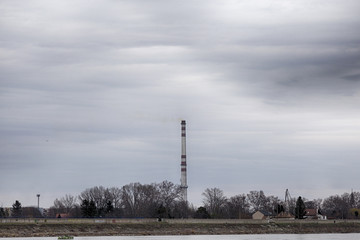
180 120 188 202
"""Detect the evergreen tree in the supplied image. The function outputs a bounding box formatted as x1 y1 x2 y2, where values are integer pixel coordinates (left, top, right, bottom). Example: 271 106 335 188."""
275 204 285 214
80 199 89 217
157 204 166 218
295 196 306 219
11 200 22 218
88 200 97 217
350 192 355 208
106 200 114 215
194 206 211 219
80 199 97 218
0 207 7 218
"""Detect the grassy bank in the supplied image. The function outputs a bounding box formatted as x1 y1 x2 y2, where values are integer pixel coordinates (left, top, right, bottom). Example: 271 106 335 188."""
1 219 360 237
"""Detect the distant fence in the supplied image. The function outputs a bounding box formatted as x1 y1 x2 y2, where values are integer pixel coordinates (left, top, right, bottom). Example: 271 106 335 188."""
1 218 359 224
1 218 157 224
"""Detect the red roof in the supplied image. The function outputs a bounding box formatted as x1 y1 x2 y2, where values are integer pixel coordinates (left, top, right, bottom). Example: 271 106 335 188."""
305 209 317 216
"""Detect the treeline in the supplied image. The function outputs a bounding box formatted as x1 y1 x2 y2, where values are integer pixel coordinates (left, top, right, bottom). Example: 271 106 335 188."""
1 181 360 219
201 189 360 219
52 181 188 219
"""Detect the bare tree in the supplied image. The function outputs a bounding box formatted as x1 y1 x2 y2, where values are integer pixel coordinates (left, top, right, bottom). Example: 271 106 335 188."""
173 199 190 218
79 186 112 216
138 183 159 217
107 187 122 209
349 191 360 208
53 198 65 210
202 187 227 218
305 199 322 210
264 195 281 214
121 182 142 217
51 194 79 217
62 194 77 213
354 192 360 208
156 180 182 217
247 190 267 212
121 182 159 218
322 193 351 219
227 194 250 219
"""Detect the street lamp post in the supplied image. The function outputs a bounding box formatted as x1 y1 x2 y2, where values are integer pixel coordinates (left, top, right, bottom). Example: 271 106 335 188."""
37 194 40 209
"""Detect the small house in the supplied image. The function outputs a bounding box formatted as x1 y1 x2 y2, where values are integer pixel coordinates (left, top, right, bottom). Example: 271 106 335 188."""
252 210 273 220
304 209 326 220
56 213 70 218
275 211 295 219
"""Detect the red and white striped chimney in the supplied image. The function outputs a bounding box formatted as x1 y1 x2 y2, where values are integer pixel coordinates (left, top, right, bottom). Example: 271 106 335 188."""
180 120 188 202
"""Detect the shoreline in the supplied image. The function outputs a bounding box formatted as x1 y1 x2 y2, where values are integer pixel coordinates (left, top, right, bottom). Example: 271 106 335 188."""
1 219 360 237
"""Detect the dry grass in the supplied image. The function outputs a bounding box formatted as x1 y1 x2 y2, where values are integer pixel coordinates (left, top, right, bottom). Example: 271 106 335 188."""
1 219 360 237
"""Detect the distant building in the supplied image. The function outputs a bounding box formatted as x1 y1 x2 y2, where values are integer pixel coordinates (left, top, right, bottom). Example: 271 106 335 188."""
275 211 295 219
56 213 70 218
252 210 273 220
304 208 326 220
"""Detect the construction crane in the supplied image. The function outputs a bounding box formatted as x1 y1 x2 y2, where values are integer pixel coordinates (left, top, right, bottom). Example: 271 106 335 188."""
285 189 292 213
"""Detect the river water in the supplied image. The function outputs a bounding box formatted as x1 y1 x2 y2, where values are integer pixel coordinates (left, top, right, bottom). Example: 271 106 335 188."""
2 234 360 240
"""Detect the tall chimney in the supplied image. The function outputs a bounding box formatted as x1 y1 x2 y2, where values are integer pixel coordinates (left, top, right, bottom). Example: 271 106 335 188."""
180 120 188 202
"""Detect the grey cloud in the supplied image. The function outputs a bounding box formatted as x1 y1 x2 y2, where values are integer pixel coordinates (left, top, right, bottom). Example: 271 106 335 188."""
1 0 360 208
343 73 360 82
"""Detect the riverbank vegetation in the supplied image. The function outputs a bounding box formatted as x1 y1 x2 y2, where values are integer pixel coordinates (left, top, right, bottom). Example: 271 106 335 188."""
1 220 360 237
1 181 360 220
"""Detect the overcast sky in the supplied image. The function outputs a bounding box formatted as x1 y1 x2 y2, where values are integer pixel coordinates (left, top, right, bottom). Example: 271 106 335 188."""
1 0 360 208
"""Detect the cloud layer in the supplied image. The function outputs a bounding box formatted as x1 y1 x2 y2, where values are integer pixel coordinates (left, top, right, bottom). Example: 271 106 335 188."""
1 0 360 207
